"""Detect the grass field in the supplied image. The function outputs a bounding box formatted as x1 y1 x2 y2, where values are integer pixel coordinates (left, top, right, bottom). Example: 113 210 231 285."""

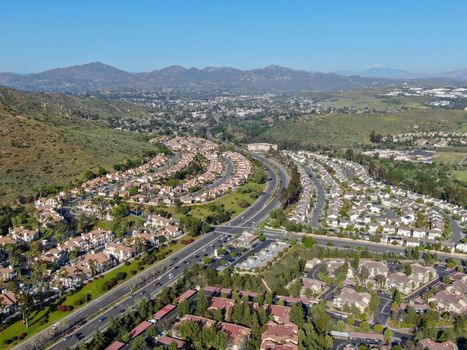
0 237 193 348
316 90 427 110
0 114 158 204
162 164 266 223
434 152 467 166
256 109 466 147
452 170 467 183
0 87 161 204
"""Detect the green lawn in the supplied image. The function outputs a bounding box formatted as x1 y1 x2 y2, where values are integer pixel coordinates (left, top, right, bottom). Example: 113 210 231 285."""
0 237 194 348
434 152 466 166
452 170 467 183
184 165 266 221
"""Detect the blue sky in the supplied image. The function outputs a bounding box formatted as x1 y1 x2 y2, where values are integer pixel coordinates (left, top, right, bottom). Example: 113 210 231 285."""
1 0 466 73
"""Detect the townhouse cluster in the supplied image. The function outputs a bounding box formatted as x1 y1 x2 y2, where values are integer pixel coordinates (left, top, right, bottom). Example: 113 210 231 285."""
167 286 303 350
236 241 289 272
380 131 467 148
427 272 467 315
308 258 438 313
289 151 466 253
105 284 311 350
362 149 434 163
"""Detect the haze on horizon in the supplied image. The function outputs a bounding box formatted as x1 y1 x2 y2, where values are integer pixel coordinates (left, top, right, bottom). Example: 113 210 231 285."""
1 0 466 74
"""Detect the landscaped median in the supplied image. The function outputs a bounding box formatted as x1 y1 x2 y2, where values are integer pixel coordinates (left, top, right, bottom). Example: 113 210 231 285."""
0 236 195 349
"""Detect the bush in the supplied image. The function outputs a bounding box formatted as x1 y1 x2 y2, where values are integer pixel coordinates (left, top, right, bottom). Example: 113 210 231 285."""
3 339 12 345
103 278 118 291
302 236 316 248
18 332 27 339
131 270 137 275
116 272 127 281
181 238 194 245
144 254 157 265
74 298 85 306
125 261 131 266
237 199 251 208
58 305 74 312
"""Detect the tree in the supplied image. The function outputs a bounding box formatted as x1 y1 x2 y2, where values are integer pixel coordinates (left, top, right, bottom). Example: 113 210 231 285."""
178 300 190 317
369 293 381 314
195 290 208 316
290 303 305 327
404 264 412 276
393 289 403 304
384 328 393 343
16 292 33 328
302 236 316 248
132 335 146 350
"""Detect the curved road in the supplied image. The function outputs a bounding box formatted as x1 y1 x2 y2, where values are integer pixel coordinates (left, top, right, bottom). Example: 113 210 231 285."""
303 164 325 229
15 153 288 350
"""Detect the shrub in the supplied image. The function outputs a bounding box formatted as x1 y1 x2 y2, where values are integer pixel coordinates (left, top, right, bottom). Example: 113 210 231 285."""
103 278 118 291
18 333 27 339
116 272 127 281
131 270 137 275
58 305 74 312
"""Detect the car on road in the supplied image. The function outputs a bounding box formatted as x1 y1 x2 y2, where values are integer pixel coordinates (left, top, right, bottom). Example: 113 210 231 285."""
100 316 107 322
63 335 70 341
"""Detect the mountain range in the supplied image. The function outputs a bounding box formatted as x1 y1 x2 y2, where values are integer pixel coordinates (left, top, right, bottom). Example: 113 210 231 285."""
335 67 467 81
0 62 466 94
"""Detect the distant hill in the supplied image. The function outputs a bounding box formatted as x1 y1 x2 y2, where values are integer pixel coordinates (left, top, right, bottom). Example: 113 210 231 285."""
0 62 400 94
0 87 158 204
336 67 425 79
438 69 467 81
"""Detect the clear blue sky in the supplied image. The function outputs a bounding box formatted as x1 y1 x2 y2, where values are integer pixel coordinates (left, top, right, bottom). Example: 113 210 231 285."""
1 0 466 73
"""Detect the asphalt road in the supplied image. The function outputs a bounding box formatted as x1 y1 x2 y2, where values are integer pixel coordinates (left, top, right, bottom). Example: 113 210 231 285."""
262 230 467 263
203 155 234 191
17 153 288 350
303 164 325 228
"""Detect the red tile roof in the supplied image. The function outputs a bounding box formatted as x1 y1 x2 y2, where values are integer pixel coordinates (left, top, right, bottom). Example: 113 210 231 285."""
177 289 197 303
105 341 126 350
158 336 186 348
153 304 176 320
130 321 152 338
203 285 232 295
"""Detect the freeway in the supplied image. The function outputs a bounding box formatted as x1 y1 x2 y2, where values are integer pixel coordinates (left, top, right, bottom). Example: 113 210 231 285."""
15 152 288 350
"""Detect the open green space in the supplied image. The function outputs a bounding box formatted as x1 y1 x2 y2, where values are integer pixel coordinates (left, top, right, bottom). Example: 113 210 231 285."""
315 90 427 110
167 163 267 222
257 110 466 147
434 152 467 166
452 170 467 183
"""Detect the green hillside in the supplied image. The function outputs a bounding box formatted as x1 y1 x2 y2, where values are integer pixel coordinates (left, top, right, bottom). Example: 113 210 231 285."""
0 87 158 204
254 109 467 147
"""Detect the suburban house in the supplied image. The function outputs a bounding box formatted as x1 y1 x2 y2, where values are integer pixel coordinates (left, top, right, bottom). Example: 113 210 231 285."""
333 288 371 313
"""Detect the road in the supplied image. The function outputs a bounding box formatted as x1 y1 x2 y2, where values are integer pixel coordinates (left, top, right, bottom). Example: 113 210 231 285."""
16 153 288 350
303 164 325 228
203 155 234 191
262 230 467 263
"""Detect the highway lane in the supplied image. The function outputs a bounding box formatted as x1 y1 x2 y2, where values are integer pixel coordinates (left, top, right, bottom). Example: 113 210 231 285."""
30 153 288 350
